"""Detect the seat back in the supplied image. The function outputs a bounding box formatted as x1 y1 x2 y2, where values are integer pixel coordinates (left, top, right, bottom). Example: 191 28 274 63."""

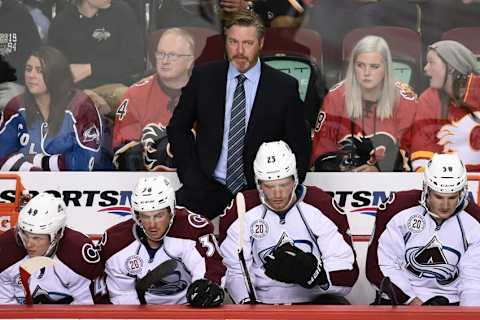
442 27 480 55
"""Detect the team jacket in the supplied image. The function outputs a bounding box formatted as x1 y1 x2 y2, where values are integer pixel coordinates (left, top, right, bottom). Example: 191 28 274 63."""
411 87 480 172
112 74 180 150
311 81 417 171
219 186 359 304
366 190 480 306
0 91 106 171
99 209 226 305
0 228 102 304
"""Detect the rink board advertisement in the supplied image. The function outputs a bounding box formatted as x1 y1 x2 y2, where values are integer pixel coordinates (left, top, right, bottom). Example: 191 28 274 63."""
1 172 480 237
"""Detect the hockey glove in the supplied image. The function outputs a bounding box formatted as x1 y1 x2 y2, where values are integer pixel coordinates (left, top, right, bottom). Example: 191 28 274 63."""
112 141 144 170
141 123 175 171
422 296 450 306
135 259 178 304
264 242 328 289
186 279 224 307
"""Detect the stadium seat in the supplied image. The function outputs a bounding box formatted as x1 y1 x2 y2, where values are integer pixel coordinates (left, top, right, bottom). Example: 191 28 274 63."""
342 26 423 90
442 27 480 55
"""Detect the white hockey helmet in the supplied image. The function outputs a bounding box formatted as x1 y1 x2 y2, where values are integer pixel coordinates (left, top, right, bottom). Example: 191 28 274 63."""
17 192 67 255
253 141 298 208
131 176 176 237
421 153 468 216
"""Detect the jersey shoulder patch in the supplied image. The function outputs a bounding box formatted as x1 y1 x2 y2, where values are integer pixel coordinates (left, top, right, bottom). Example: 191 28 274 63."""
56 227 102 280
395 81 417 101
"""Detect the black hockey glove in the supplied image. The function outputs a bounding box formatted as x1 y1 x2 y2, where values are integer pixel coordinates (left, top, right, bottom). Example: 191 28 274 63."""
422 296 450 306
186 279 224 307
264 242 328 289
112 141 144 171
141 123 175 171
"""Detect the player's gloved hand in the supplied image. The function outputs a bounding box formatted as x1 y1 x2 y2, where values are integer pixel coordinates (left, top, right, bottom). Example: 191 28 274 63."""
141 123 175 171
422 296 450 306
186 279 224 307
264 242 328 289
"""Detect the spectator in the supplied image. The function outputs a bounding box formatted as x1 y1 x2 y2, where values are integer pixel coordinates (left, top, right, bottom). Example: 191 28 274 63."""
311 35 417 172
0 192 102 304
0 0 41 110
47 0 145 108
112 28 195 172
410 40 480 171
98 175 225 306
0 46 109 171
167 10 310 219
366 153 480 306
20 0 51 41
219 141 358 304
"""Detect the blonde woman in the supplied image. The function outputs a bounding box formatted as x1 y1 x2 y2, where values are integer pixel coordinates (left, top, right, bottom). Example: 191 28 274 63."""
311 35 417 172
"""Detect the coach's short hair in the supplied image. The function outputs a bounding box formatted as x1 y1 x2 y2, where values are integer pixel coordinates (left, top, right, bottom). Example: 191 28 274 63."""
224 10 265 40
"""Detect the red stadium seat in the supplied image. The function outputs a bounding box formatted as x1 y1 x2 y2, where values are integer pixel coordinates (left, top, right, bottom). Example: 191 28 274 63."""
342 26 423 89
442 27 480 55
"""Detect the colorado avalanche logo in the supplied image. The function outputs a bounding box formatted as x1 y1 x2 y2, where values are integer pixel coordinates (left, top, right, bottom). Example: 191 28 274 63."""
83 124 100 144
405 236 460 285
148 261 192 296
188 213 208 228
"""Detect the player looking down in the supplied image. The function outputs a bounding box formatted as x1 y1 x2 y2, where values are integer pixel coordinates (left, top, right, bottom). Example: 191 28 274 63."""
99 175 225 306
219 140 358 304
367 153 480 306
0 192 101 304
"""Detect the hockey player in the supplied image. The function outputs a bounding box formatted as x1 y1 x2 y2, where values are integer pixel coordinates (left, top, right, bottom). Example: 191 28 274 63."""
98 175 225 306
0 192 102 304
366 153 480 306
219 140 358 304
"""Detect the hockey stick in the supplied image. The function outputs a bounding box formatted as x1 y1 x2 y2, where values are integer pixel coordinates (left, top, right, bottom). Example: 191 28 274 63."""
135 259 178 305
236 192 257 304
19 256 56 305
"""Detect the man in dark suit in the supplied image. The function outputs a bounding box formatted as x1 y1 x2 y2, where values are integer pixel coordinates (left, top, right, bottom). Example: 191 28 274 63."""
167 10 310 219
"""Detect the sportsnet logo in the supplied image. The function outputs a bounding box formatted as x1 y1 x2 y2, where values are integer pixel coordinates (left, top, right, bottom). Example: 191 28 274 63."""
0 189 132 217
327 190 393 217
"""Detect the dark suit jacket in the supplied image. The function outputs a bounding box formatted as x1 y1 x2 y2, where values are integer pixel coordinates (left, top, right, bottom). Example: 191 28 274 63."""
167 60 311 190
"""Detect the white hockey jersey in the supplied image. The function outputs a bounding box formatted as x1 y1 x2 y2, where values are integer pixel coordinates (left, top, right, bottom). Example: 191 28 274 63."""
366 190 480 306
219 186 358 304
0 228 102 304
99 209 225 305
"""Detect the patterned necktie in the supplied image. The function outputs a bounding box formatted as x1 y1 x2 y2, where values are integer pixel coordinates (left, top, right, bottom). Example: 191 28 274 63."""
226 74 247 194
